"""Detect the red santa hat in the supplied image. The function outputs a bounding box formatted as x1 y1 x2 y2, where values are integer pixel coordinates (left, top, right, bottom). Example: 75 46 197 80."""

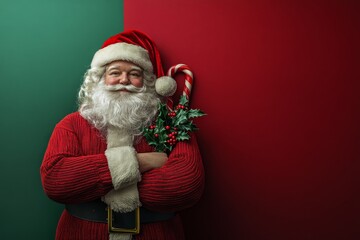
91 30 177 97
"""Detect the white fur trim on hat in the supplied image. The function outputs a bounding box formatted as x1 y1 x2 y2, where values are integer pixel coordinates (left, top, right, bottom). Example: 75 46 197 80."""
155 76 177 97
91 42 153 73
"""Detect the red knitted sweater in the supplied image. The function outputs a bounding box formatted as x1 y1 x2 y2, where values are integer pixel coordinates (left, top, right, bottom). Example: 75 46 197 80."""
41 112 204 240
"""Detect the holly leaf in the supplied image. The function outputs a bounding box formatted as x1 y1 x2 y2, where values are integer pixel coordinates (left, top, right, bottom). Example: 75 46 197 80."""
190 123 199 132
165 143 173 152
142 94 205 153
179 95 189 106
176 131 190 141
159 131 168 143
148 140 157 146
157 103 169 119
156 143 166 152
177 121 192 131
155 118 165 132
174 109 188 125
188 109 206 119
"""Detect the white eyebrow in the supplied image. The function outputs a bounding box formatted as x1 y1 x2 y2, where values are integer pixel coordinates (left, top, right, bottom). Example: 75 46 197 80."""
130 66 142 71
107 65 142 72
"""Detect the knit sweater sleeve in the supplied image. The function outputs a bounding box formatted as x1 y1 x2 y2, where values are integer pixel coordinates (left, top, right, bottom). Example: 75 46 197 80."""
40 113 113 204
137 133 205 212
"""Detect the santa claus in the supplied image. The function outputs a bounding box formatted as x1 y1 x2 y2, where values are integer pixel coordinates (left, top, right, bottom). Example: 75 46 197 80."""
41 30 204 240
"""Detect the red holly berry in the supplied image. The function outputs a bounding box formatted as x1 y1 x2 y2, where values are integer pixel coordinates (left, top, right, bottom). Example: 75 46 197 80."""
154 134 159 138
165 126 170 130
179 105 186 109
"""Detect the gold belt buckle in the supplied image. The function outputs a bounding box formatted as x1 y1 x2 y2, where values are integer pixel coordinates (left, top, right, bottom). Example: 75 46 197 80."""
107 206 140 234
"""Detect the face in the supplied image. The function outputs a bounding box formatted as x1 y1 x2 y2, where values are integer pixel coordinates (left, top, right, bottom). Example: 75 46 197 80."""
104 60 144 88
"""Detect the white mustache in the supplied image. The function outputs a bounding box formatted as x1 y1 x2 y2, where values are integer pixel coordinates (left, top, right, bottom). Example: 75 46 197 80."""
104 84 145 93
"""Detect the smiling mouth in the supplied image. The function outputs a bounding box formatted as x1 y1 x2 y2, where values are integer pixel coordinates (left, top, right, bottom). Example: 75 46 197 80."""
117 89 130 92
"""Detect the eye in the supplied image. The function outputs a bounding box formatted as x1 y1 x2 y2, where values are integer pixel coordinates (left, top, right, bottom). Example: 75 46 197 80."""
129 71 142 78
109 71 120 76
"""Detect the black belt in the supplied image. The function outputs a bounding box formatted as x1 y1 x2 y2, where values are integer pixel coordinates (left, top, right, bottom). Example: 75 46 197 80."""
65 200 175 232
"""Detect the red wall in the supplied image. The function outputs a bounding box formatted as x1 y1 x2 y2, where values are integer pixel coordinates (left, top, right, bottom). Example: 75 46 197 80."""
125 1 360 239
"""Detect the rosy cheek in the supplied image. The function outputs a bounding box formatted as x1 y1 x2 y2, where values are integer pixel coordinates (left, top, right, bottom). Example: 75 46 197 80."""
132 79 144 88
105 77 116 85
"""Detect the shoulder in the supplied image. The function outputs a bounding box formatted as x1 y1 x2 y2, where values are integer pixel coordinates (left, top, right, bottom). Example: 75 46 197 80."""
56 112 91 132
62 112 85 123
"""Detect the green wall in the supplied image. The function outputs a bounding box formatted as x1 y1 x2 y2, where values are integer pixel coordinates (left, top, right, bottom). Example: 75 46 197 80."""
0 0 123 238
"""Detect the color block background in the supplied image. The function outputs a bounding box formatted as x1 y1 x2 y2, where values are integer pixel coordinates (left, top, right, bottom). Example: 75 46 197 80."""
0 0 123 239
125 1 360 239
1 0 359 239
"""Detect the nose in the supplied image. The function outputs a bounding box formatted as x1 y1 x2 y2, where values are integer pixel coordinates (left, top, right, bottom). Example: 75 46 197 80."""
119 72 130 85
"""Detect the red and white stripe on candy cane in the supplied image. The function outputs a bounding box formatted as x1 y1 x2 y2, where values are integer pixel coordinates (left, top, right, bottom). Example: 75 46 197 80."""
166 64 193 109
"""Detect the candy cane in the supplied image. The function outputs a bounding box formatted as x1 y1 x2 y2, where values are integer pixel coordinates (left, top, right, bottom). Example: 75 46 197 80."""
166 64 194 109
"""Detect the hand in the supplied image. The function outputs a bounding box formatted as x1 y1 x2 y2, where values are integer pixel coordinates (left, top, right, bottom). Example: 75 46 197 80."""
137 152 168 173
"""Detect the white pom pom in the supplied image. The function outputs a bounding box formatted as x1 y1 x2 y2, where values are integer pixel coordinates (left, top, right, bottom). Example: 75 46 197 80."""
155 76 177 96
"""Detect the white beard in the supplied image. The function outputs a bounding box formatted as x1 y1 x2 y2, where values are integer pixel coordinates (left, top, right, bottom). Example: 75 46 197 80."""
79 81 160 135
80 82 160 239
